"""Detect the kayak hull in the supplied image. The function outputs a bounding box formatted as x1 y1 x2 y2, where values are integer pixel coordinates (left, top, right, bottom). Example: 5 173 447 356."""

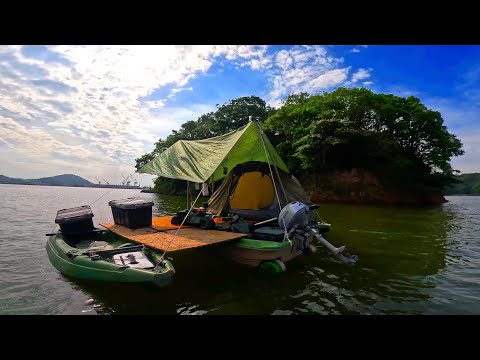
216 234 314 267
46 231 175 287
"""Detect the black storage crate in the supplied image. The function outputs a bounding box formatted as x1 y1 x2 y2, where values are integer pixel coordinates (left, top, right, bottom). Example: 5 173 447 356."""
55 205 94 235
108 198 154 229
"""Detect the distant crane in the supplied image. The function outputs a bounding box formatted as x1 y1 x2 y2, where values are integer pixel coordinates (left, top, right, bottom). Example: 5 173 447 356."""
120 173 128 186
127 173 139 187
127 174 133 186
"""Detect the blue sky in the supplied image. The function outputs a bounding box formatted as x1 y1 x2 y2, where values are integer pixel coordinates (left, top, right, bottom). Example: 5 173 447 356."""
0 45 478 186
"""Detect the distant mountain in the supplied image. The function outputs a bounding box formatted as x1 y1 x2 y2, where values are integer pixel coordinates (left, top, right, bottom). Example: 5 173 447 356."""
0 175 28 184
445 173 480 195
0 174 93 187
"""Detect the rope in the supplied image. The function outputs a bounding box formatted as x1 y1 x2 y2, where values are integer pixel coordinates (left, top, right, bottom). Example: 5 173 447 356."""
90 188 115 206
160 187 203 260
315 209 326 223
256 122 288 204
255 121 290 238
256 122 282 212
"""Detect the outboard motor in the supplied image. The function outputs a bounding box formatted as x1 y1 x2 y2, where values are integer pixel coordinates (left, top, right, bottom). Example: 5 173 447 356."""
278 201 309 231
278 201 358 266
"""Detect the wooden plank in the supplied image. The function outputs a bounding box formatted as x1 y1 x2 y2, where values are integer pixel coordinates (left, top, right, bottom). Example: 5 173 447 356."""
151 216 191 231
164 227 248 244
99 222 248 253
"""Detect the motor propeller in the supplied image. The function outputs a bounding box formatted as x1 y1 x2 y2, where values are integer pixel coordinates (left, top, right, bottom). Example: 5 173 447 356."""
309 227 358 266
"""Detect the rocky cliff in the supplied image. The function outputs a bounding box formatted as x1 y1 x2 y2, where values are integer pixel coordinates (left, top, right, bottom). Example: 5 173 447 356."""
299 168 447 206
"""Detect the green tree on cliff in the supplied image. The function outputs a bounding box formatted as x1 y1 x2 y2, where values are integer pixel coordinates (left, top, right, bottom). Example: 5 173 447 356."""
135 96 273 171
135 96 274 193
264 88 464 189
136 89 463 195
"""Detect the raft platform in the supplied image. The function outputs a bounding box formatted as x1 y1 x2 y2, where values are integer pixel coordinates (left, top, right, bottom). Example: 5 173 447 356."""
99 216 247 253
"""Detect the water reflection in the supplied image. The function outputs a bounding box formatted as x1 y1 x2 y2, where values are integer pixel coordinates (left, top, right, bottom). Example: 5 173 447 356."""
3 184 476 315
69 198 458 315
50 194 480 314
263 202 457 315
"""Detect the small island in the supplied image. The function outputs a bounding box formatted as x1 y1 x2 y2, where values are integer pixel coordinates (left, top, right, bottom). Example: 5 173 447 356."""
135 88 465 206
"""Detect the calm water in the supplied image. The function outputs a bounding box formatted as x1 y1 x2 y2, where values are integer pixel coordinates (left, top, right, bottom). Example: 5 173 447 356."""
0 184 478 315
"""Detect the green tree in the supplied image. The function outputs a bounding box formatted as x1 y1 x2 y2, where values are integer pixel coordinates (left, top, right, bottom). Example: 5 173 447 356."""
264 87 464 189
445 173 480 194
135 96 275 190
136 88 464 197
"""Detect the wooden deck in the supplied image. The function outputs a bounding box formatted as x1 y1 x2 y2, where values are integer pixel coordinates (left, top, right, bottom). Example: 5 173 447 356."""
99 216 247 253
151 216 191 231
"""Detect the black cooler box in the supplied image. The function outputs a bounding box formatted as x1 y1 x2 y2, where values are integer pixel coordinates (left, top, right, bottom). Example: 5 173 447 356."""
55 205 95 235
108 197 154 229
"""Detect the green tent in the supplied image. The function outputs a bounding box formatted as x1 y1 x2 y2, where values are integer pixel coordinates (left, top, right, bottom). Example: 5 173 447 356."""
138 121 289 183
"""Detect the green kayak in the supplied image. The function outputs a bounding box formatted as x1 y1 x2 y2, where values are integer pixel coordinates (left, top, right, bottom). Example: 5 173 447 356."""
46 204 174 287
46 229 175 287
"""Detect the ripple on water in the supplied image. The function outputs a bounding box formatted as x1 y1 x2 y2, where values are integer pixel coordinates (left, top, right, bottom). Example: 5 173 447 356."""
1 187 480 314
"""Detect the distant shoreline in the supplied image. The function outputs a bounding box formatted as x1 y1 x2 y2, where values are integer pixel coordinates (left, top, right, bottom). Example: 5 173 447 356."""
445 194 480 196
0 182 142 190
0 173 146 190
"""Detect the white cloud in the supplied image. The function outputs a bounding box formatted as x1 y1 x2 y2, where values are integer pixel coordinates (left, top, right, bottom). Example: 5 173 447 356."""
246 56 273 70
139 104 216 151
351 68 372 83
167 86 193 100
4 44 476 179
0 45 379 183
0 45 270 184
144 100 166 111
309 68 350 88
264 45 348 105
349 45 368 53
172 86 193 94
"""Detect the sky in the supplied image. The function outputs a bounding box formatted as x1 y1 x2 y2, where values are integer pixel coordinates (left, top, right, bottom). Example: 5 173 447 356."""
0 45 479 186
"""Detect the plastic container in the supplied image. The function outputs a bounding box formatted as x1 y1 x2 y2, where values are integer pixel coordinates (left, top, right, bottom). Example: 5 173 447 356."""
55 205 94 235
108 197 154 229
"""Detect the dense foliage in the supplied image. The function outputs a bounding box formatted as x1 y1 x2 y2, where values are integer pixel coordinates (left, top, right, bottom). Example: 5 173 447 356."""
136 88 464 195
135 96 274 193
135 96 274 171
445 173 480 195
264 88 464 189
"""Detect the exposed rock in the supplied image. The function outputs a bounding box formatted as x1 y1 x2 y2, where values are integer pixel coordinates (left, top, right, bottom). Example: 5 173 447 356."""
300 168 447 206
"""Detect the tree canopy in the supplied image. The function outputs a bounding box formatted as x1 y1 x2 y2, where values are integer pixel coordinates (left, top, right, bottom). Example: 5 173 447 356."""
135 96 274 171
445 173 480 195
136 88 464 194
264 88 464 188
